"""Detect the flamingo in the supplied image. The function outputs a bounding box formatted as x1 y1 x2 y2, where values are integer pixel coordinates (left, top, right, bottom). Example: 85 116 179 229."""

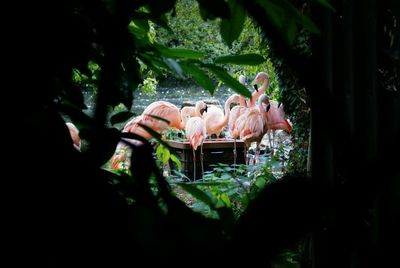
229 75 249 165
180 100 207 125
231 72 270 164
111 101 186 170
237 94 270 164
265 100 293 154
249 72 270 108
66 122 81 151
203 94 241 138
140 101 185 132
185 117 207 180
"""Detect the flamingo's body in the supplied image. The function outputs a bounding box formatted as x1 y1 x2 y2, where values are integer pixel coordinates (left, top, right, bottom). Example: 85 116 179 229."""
231 72 270 164
265 100 293 153
185 116 206 180
111 101 185 170
186 117 206 151
265 101 293 133
66 122 81 151
141 101 184 131
238 95 270 163
203 94 240 138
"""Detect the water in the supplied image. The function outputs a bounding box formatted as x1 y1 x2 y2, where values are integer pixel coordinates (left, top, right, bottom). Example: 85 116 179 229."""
130 78 239 115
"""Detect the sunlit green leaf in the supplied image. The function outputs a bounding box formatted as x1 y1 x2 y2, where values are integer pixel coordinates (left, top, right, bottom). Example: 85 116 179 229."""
220 193 231 207
162 147 170 164
214 54 265 65
170 154 182 171
157 46 206 59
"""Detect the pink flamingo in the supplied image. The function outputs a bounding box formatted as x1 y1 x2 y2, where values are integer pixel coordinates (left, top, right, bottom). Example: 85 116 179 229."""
265 100 293 154
140 101 185 132
203 94 241 138
180 100 207 125
66 122 81 151
237 94 270 164
185 117 206 180
111 101 186 170
249 72 270 108
231 72 270 164
229 75 248 165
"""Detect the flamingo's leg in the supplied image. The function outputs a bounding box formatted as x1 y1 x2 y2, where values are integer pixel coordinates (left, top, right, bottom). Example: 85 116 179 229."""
192 148 196 181
200 144 204 180
233 139 237 166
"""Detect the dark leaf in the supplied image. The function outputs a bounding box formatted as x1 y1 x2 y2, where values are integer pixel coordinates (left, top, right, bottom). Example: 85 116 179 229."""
220 0 246 47
178 184 214 207
214 54 266 65
136 123 175 153
203 65 251 98
314 0 336 11
197 0 230 20
164 58 184 78
144 114 170 125
148 0 176 16
110 111 135 126
181 64 215 94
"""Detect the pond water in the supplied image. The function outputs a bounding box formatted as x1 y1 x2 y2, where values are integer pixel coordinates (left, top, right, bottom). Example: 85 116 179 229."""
130 78 244 116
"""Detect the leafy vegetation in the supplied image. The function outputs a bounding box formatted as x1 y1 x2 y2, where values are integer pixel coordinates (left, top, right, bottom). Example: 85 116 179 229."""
16 0 399 267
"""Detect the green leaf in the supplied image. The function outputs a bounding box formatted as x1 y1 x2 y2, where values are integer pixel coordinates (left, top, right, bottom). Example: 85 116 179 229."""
162 147 170 164
254 0 320 45
157 46 206 59
220 193 231 207
181 64 215 94
179 184 214 207
314 0 336 11
203 65 251 98
156 144 163 160
170 154 182 171
255 176 267 189
197 0 230 20
214 54 265 65
110 111 135 126
164 58 184 78
220 0 246 47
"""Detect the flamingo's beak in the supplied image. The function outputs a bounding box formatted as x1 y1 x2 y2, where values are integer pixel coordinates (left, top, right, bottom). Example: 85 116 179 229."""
253 84 258 92
266 104 271 112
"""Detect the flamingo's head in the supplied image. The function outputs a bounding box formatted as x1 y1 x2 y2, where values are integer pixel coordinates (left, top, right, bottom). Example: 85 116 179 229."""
195 100 208 115
252 72 269 91
238 75 246 85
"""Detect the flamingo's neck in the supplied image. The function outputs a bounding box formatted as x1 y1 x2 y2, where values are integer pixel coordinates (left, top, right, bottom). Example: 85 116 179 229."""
239 95 246 107
194 102 203 117
250 77 269 107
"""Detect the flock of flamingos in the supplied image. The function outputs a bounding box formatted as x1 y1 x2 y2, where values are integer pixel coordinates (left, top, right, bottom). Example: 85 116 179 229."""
66 72 293 178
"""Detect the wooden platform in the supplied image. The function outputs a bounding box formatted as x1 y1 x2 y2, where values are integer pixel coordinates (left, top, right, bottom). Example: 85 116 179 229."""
167 138 245 180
